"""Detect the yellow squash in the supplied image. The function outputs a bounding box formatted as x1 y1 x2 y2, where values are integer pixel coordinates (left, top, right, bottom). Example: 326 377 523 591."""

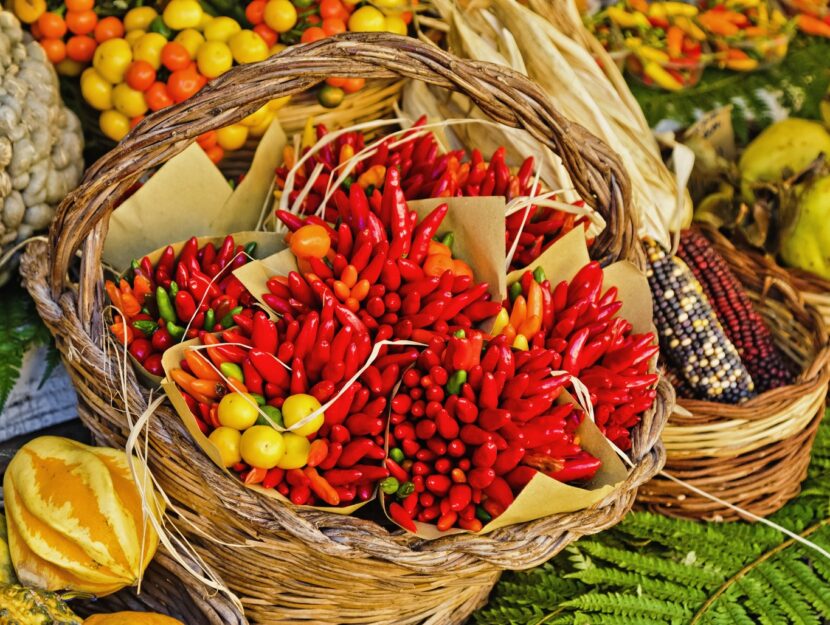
1 513 17 585
0 584 82 624
3 437 165 596
84 612 185 624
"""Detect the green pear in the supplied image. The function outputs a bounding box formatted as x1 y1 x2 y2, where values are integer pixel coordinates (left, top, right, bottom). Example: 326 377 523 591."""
780 174 830 279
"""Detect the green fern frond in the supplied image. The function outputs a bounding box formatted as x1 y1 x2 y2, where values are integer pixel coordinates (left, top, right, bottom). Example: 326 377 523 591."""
573 612 666 625
774 554 830 617
754 564 821 625
735 576 787 625
566 568 706 605
562 592 688 620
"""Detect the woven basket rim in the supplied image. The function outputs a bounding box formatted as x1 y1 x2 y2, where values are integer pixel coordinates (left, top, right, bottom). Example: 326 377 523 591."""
26 33 670 573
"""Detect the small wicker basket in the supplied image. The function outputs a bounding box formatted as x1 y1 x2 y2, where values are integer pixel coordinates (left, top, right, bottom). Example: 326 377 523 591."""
638 225 829 521
23 34 671 624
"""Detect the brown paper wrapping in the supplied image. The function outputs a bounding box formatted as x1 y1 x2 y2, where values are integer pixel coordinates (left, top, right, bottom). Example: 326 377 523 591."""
103 120 287 270
160 338 370 515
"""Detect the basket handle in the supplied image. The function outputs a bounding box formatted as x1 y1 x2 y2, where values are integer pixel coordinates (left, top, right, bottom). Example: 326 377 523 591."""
48 32 634 300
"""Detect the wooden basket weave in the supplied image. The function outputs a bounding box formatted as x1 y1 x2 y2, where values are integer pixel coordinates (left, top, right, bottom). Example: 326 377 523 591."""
22 34 672 624
637 225 830 522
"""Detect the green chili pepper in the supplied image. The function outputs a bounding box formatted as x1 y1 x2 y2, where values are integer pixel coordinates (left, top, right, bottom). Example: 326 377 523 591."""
446 370 467 395
533 266 547 284
220 361 244 382
380 477 400 495
389 447 405 464
220 305 244 328
169 281 179 296
441 232 455 251
156 286 177 325
205 308 216 331
396 481 415 498
475 506 492 523
257 405 283 427
149 15 173 38
249 393 266 406
132 320 158 336
453 329 466 338
508 281 523 302
243 241 257 257
166 321 186 339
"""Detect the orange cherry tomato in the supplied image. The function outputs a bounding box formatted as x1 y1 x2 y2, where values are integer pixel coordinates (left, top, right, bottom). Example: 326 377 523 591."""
197 130 217 149
427 239 452 257
94 16 124 42
290 224 331 259
326 76 346 87
38 12 67 39
245 0 266 25
66 0 94 11
66 10 98 35
167 66 206 103
306 14 321 25
423 253 454 278
341 77 365 93
204 144 224 163
300 26 326 43
161 41 191 71
125 60 156 91
40 38 66 63
130 115 145 129
322 17 346 35
145 81 174 111
320 0 345 19
66 35 96 62
253 23 277 47
452 259 474 278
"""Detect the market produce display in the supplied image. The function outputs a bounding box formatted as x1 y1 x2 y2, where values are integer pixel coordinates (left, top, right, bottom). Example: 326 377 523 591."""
3 437 164 595
106 235 259 376
0 10 83 285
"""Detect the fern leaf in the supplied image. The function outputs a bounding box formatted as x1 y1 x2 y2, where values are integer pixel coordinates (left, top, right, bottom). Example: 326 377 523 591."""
561 592 687 620
774 554 830 618
566 567 705 605
573 611 665 625
736 576 787 625
755 563 821 625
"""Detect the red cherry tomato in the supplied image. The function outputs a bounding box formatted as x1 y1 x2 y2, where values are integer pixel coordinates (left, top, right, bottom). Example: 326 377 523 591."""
37 12 67 39
130 115 145 129
341 77 365 93
300 26 326 43
322 17 346 35
245 0 267 25
40 38 66 63
66 10 98 35
145 81 174 111
204 144 224 164
167 66 206 103
320 0 345 19
326 76 347 87
253 23 278 47
66 0 94 11
66 35 96 62
125 60 156 91
94 16 125 43
197 130 218 149
161 41 191 71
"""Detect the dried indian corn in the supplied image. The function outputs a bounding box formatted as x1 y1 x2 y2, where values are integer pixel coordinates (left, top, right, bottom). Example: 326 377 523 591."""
677 229 794 392
645 238 756 403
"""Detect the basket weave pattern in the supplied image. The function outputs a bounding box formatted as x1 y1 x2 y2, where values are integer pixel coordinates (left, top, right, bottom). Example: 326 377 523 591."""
637 225 829 521
23 34 671 624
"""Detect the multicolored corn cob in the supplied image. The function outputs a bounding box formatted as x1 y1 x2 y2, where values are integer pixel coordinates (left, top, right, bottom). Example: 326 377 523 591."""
677 229 794 392
645 238 756 404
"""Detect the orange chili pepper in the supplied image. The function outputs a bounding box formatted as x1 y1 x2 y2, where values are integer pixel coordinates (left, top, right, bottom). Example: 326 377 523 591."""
699 11 740 35
110 319 134 346
133 274 153 302
451 259 474 279
332 280 351 300
340 264 358 288
427 240 452 257
797 13 830 37
356 164 386 189
120 291 142 318
227 378 248 394
526 280 543 321
339 143 355 165
283 145 295 169
350 279 370 301
307 439 329 467
185 349 222 381
303 466 340 505
170 369 213 405
666 26 684 59
105 280 123 313
423 253 454 278
517 314 542 339
244 467 268 485
508 295 527 331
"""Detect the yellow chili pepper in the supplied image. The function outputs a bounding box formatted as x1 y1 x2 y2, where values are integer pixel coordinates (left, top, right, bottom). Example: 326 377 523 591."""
638 45 671 63
512 334 529 351
643 61 683 90
757 2 769 29
725 57 759 71
674 15 707 40
607 6 650 28
652 1 699 17
302 117 316 150
491 308 510 336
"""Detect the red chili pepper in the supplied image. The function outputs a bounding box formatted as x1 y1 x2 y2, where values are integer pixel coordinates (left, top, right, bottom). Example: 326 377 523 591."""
188 270 220 302
468 467 496 489
408 203 449 264
275 209 306 232
483 476 514 509
338 438 382 467
249 349 289 386
287 272 314 306
389 501 417 532
203 333 246 365
323 468 364 486
505 466 537 490
242 358 264 395
319 442 343 470
546 452 602 483
472 440 498 468
262 467 285 490
250 312 277 353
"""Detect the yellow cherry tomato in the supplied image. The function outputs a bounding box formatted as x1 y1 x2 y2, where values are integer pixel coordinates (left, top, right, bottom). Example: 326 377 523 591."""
132 32 167 69
239 425 285 469
209 426 242 468
124 7 158 32
93 38 133 84
218 392 260 430
197 10 213 30
290 224 331 259
125 29 145 46
13 0 47 24
163 0 204 30
80 68 113 110
56 59 84 77
248 112 275 138
228 29 269 64
373 0 406 8
276 433 310 470
175 28 205 58
384 15 407 35
269 95 290 110
196 40 233 78
100 109 130 142
269 43 287 56
112 83 148 117
216 124 249 151
281 393 324 436
203 16 242 42
240 104 270 127
348 5 386 32
264 0 298 33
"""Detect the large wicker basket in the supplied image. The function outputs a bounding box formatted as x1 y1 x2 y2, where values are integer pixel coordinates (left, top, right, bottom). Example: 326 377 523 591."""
638 225 830 521
23 34 672 624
